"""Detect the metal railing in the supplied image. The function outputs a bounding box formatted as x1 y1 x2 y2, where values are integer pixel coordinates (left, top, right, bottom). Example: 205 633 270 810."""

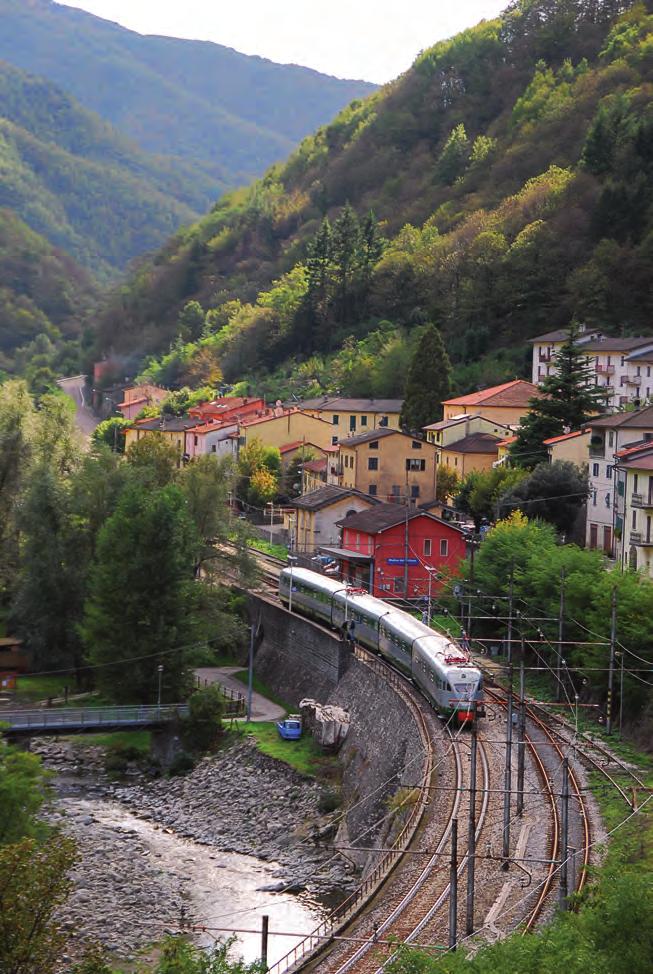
2 704 189 733
266 646 433 974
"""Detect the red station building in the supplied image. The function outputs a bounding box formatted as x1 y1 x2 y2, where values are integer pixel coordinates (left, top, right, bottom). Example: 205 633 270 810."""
321 504 467 598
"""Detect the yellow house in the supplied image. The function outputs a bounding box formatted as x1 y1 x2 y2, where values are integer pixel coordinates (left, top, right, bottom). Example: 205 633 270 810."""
339 428 437 503
238 409 335 453
615 443 653 577
442 380 541 427
424 413 512 448
291 485 379 555
295 397 403 440
543 428 591 468
439 432 503 477
124 416 199 457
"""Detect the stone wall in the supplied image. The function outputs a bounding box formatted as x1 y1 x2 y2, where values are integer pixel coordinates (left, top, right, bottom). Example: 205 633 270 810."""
248 594 422 873
248 595 351 706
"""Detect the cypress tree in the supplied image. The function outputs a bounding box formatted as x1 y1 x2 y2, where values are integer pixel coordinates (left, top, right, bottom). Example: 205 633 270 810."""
510 326 606 467
401 324 452 433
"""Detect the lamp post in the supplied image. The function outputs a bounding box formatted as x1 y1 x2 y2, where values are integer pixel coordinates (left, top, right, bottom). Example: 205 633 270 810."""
267 501 274 543
288 555 298 613
157 664 163 711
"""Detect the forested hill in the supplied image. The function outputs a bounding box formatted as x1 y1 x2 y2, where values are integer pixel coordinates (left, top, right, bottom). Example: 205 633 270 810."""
0 0 375 190
94 0 653 399
0 208 98 383
0 59 236 280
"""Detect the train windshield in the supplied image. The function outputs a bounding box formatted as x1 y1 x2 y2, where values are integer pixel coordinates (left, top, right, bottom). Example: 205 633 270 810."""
454 683 473 698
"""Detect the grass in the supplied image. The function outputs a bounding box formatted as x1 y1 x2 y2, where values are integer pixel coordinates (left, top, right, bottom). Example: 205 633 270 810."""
14 674 71 703
233 721 336 778
231 669 292 710
247 537 289 561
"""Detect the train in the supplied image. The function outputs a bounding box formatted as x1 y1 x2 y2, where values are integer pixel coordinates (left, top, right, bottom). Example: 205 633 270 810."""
278 566 484 724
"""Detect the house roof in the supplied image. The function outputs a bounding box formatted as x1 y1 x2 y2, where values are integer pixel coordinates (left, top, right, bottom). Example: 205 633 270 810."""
588 406 653 430
118 396 148 409
442 432 503 455
543 428 591 446
581 337 653 353
620 453 653 470
240 408 331 429
303 458 327 473
615 439 653 459
443 379 540 409
423 413 512 433
497 435 518 447
292 485 378 511
292 396 403 413
336 503 465 535
528 328 605 344
339 427 399 447
130 416 198 432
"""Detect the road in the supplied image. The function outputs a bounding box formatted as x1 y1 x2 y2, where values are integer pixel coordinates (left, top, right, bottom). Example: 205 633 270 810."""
57 375 101 441
195 666 286 722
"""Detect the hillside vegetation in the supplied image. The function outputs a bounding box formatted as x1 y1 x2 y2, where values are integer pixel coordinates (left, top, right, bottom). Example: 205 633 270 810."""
0 208 98 383
0 0 375 190
0 59 235 279
94 0 653 397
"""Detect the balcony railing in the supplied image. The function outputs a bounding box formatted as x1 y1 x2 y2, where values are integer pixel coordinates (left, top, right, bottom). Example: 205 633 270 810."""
631 493 644 507
630 531 642 543
597 364 615 374
625 375 642 385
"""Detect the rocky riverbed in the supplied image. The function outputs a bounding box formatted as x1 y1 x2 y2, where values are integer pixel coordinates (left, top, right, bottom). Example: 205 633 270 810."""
33 736 355 967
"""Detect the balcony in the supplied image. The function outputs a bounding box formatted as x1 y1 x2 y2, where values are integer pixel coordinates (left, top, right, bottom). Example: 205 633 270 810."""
597 364 615 375
630 531 653 546
625 375 642 386
630 493 653 509
538 351 553 363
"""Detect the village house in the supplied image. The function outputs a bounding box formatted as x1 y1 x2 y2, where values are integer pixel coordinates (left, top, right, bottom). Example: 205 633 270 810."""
117 383 168 420
543 428 591 468
437 431 504 477
442 380 540 427
124 415 199 458
585 406 653 555
614 442 653 578
188 397 264 422
237 408 335 453
320 505 466 597
290 485 380 556
423 414 511 448
293 397 403 440
338 428 438 503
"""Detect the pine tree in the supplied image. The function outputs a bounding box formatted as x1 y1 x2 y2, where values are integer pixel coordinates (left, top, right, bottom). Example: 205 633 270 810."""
331 202 362 324
400 325 452 433
81 484 199 703
303 217 332 352
510 326 606 467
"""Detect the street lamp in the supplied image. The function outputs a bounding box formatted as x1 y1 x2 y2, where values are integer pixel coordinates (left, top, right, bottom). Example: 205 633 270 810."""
157 664 163 711
288 555 298 613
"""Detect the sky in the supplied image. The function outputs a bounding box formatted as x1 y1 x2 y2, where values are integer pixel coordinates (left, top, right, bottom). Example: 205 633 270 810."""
57 0 508 84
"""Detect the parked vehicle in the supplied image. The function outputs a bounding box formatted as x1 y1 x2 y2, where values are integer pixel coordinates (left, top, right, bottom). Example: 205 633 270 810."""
277 715 303 740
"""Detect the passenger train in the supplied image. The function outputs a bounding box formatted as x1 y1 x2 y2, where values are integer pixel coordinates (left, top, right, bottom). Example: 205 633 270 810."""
279 567 483 724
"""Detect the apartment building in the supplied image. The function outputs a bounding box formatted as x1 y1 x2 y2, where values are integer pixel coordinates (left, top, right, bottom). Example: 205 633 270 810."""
293 397 403 440
338 428 438 503
585 407 653 555
615 443 653 578
529 326 604 383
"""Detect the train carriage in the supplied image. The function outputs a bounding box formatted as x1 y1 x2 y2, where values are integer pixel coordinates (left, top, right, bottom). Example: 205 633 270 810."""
278 567 483 724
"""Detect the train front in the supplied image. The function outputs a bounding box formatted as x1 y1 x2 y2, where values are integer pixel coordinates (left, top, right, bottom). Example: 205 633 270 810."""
449 667 484 724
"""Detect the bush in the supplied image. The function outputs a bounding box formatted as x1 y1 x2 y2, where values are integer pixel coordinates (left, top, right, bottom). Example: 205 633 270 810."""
318 787 342 814
180 684 225 753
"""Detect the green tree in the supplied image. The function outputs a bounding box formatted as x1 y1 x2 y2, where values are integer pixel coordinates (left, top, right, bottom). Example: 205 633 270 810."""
0 380 35 597
81 484 199 703
154 936 265 973
436 124 470 184
331 202 362 323
0 740 50 846
91 416 131 454
126 434 180 487
435 465 459 503
510 328 606 467
499 460 588 536
12 465 86 676
177 301 206 342
181 684 225 752
179 455 237 575
455 466 527 527
401 325 452 432
0 836 76 974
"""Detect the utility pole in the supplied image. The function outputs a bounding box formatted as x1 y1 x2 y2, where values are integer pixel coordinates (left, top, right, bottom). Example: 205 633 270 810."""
502 664 514 869
506 566 514 663
467 536 477 639
403 497 410 596
449 817 458 951
466 707 477 935
556 567 566 702
559 757 570 910
261 914 269 967
516 642 526 817
606 586 617 735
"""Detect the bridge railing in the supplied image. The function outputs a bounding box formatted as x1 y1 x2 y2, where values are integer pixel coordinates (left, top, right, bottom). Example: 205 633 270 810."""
2 704 190 731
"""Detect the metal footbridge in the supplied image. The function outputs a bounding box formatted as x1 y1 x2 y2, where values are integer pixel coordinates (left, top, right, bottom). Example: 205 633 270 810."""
1 704 190 736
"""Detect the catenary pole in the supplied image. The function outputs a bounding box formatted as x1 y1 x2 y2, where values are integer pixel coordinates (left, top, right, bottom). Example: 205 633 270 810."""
516 642 526 817
556 567 566 702
606 586 617 734
502 663 513 868
449 818 458 951
559 757 570 909
466 706 477 935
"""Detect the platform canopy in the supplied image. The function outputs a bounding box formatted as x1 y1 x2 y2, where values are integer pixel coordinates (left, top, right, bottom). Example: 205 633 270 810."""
318 546 373 563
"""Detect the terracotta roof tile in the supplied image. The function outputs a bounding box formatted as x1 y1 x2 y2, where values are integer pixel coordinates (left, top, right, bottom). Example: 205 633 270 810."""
443 380 540 409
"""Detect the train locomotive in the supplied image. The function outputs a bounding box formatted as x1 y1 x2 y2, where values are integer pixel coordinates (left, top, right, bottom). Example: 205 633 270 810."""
279 566 483 724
